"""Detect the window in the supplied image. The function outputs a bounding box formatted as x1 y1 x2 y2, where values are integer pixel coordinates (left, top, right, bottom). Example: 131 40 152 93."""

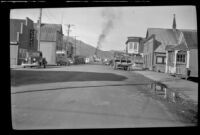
129 43 133 49
156 56 166 64
157 57 162 63
19 48 27 59
134 42 138 50
177 54 186 63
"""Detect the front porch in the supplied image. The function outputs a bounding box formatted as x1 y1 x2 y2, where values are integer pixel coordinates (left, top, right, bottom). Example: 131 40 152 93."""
166 49 189 79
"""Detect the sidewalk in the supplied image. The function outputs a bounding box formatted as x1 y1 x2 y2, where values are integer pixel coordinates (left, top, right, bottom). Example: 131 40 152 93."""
133 70 198 104
10 65 23 69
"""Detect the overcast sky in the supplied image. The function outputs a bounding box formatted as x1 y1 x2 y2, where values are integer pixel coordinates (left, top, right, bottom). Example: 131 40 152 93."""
10 6 197 51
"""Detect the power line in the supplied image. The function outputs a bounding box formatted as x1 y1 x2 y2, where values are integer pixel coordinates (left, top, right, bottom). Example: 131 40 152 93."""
44 9 56 23
43 10 54 23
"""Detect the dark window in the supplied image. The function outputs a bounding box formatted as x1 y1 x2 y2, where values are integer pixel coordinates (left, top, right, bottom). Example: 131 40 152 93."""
156 56 166 64
134 43 137 50
129 43 133 49
177 54 186 63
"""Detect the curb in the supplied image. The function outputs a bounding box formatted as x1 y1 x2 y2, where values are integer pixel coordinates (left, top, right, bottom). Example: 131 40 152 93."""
133 71 196 104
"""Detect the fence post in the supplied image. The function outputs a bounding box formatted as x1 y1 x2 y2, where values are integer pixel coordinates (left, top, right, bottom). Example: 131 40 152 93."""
154 83 156 93
172 92 176 102
164 88 167 99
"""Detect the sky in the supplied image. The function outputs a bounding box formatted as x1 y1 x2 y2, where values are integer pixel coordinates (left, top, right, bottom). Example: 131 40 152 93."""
10 6 197 51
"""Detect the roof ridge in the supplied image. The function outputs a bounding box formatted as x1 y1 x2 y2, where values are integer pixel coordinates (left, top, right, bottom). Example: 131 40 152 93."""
147 27 172 30
34 23 62 27
10 18 25 20
41 23 62 26
179 29 197 32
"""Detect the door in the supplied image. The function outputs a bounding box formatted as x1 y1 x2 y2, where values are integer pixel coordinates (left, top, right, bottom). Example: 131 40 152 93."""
10 45 18 66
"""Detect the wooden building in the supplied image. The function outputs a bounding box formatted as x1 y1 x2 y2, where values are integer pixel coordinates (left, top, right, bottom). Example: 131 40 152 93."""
125 37 144 64
34 23 63 65
10 17 38 65
143 14 180 72
165 30 198 78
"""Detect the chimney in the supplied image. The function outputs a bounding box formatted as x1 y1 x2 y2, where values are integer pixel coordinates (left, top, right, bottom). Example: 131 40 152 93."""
172 14 176 31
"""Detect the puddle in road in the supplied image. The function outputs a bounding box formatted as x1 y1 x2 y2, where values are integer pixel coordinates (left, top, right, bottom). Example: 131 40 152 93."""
144 81 198 125
147 81 185 103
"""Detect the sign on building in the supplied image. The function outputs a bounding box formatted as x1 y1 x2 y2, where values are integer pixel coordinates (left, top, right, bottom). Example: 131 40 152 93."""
29 29 34 47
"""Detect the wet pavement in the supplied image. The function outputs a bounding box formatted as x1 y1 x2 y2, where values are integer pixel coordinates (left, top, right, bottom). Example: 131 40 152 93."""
11 64 196 129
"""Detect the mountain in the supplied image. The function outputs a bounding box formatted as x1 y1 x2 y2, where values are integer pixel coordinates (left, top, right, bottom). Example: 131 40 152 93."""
63 36 114 59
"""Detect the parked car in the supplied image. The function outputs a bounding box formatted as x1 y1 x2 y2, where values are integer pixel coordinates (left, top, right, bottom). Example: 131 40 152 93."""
56 55 70 66
56 58 70 66
22 62 39 68
74 56 85 65
131 62 143 70
22 57 47 68
103 58 110 65
85 58 90 64
68 59 74 65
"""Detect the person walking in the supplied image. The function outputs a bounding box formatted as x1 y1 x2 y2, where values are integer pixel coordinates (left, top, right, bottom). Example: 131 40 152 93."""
42 58 47 68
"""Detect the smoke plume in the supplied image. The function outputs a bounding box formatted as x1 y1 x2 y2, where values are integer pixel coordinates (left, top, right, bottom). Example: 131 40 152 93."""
97 8 120 50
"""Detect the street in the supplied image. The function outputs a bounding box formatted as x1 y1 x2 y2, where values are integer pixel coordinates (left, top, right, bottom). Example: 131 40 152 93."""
11 64 190 129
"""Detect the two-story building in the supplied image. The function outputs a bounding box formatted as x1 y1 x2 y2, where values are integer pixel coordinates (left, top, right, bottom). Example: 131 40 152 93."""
10 17 38 66
34 22 63 65
125 37 144 64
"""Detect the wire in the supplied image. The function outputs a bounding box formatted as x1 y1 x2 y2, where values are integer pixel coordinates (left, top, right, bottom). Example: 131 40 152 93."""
45 9 58 24
43 10 55 23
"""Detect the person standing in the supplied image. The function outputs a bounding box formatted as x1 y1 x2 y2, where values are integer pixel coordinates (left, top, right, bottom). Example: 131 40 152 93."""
42 58 47 68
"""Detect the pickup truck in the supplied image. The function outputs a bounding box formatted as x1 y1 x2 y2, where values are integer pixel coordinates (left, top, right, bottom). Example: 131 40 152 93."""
113 57 132 70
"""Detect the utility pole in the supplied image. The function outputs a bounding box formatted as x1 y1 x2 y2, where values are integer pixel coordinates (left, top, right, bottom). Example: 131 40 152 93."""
65 24 75 54
38 8 42 52
74 36 79 57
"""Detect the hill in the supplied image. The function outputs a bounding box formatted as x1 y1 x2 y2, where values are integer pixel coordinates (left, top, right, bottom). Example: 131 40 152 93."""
63 36 114 59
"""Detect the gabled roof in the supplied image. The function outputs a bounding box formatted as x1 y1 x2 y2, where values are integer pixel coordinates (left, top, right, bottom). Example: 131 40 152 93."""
34 23 62 42
165 45 175 51
181 30 197 49
146 28 178 53
10 19 26 42
125 37 142 44
173 43 188 51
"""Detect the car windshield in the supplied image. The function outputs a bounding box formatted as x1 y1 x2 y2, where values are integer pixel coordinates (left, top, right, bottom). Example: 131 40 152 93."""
121 60 126 62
